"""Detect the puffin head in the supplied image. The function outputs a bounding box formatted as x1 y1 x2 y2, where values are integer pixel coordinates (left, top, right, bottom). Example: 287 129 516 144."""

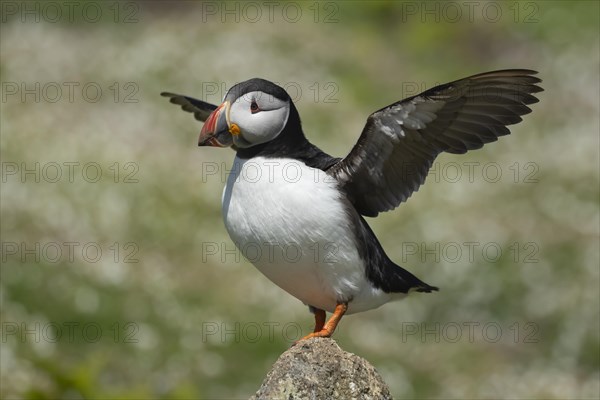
199 78 292 149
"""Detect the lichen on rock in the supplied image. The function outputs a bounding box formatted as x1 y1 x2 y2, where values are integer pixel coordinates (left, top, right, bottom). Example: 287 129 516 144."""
251 338 392 400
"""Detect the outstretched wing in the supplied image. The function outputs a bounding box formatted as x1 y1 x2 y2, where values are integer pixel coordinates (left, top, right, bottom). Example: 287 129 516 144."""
328 69 543 217
160 92 217 122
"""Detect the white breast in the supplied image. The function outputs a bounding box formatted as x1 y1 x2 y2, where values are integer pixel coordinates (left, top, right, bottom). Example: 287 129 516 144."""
221 156 391 314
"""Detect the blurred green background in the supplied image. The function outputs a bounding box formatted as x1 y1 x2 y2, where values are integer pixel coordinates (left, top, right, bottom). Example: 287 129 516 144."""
1 1 598 399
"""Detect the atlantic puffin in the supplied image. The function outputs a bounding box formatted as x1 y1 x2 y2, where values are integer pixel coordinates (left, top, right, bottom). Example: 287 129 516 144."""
162 70 542 341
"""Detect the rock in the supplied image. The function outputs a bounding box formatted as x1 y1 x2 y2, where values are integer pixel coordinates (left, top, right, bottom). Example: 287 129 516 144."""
250 337 392 400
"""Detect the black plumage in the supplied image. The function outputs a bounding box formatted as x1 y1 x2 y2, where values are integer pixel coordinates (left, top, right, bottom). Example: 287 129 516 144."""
160 92 217 122
327 69 543 216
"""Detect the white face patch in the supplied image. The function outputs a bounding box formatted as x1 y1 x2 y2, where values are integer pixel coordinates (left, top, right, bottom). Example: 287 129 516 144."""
229 91 290 147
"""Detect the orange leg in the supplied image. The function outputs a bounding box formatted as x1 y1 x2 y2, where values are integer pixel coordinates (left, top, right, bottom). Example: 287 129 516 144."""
313 308 326 332
299 303 348 341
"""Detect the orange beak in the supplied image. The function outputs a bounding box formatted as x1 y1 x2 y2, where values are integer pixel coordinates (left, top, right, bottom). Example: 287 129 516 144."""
199 101 233 147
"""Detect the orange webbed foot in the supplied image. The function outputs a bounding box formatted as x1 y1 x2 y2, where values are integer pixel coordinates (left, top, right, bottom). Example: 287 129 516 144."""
294 303 348 345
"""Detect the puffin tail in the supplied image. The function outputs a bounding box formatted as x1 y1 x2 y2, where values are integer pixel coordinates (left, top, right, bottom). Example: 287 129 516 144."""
356 214 439 294
389 260 439 294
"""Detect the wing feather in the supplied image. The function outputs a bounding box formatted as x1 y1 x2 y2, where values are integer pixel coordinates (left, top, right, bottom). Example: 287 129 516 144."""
160 92 218 122
328 69 543 217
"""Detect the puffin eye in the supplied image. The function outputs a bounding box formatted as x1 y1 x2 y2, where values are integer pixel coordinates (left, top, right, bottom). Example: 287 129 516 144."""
250 100 260 114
